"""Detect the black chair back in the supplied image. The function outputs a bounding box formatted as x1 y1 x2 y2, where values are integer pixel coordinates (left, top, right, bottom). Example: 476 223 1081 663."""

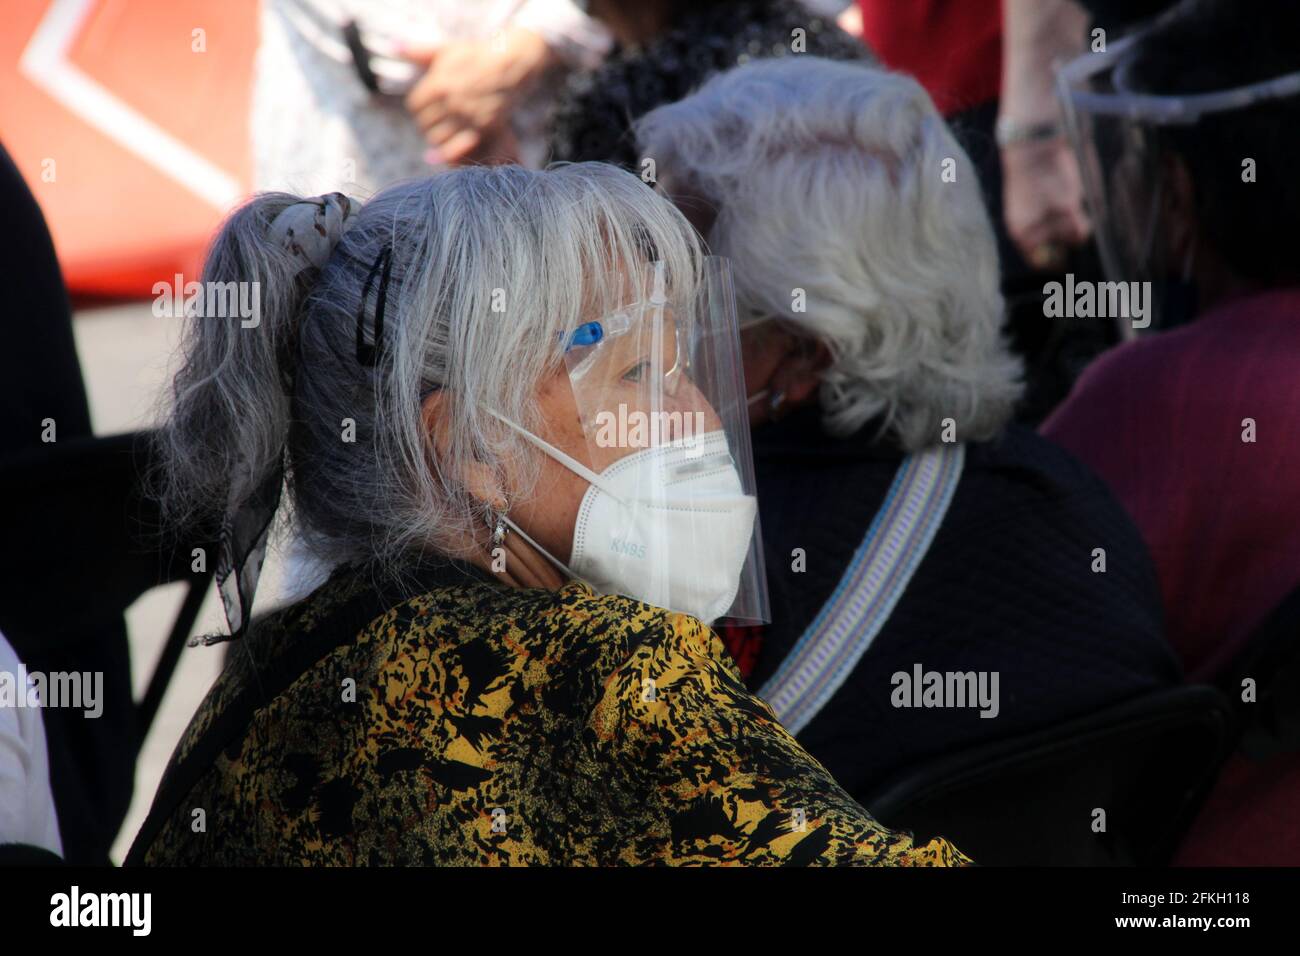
862 685 1234 866
1217 584 1300 759
0 430 215 861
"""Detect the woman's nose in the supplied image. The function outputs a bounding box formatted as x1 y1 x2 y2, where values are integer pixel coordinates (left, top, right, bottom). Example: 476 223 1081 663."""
664 378 723 436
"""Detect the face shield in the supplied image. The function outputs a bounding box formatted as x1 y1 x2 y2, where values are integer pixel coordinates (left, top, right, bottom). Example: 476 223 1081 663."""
500 256 769 626
1056 3 1300 336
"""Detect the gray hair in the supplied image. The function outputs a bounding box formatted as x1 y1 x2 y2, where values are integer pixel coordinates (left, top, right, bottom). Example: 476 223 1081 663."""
635 56 1023 451
154 163 702 573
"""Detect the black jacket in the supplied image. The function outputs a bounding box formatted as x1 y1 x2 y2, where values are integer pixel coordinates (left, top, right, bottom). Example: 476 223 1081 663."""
749 405 1182 802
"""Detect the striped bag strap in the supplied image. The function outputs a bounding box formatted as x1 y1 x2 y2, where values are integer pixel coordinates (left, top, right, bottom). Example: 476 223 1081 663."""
758 442 966 736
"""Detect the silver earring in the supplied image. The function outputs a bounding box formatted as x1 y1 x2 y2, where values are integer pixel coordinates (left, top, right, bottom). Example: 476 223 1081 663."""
488 509 508 548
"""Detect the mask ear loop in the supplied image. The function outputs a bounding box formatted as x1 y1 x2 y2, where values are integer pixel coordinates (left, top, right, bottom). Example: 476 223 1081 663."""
481 419 582 580
483 409 629 582
491 411 614 488
498 513 576 580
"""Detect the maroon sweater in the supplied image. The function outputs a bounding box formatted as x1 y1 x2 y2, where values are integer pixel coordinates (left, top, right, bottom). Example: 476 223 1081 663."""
1043 286 1300 865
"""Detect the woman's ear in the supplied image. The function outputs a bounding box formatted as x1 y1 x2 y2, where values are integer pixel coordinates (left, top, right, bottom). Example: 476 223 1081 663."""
773 339 830 407
421 390 506 511
740 320 792 398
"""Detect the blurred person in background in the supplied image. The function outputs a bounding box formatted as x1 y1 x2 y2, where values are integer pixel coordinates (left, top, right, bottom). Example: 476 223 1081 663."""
854 0 1103 424
636 57 1180 804
855 0 1011 256
997 0 1091 274
1043 0 1300 864
997 0 1180 421
128 163 970 866
0 143 134 864
549 0 870 167
255 0 611 194
997 0 1182 272
0 626 63 860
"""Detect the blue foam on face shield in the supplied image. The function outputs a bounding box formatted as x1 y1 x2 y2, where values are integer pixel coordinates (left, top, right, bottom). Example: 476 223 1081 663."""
566 320 604 351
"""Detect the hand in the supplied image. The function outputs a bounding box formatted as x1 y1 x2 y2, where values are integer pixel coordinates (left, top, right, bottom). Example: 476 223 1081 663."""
1000 133 1093 272
402 27 555 165
461 122 523 167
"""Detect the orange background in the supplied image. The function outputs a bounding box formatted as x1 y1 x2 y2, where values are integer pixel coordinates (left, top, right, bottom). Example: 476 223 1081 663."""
0 0 257 295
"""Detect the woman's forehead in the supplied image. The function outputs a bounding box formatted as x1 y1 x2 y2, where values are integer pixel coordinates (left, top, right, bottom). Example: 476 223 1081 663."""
579 253 696 313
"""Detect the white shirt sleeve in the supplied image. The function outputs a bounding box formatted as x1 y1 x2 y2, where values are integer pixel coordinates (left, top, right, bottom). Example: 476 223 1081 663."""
0 630 63 856
513 0 613 71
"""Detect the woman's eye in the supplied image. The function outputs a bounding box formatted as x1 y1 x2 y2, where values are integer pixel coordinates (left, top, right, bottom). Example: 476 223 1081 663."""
622 361 651 383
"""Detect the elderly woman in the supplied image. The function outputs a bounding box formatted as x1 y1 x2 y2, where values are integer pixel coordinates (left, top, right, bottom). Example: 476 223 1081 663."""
635 57 1181 803
125 163 967 866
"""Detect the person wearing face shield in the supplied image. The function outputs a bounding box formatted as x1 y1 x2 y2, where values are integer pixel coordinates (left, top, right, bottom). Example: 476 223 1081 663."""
1041 0 1300 865
125 163 970 866
635 57 1181 820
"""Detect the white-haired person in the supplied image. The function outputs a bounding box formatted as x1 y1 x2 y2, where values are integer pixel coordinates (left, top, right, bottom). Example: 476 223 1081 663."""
124 163 969 866
635 57 1181 804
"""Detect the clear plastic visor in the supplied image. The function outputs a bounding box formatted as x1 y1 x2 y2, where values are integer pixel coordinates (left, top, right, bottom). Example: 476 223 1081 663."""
1057 18 1300 336
560 256 769 625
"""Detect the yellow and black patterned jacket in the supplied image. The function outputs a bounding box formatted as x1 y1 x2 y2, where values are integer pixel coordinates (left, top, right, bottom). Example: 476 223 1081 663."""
127 559 970 866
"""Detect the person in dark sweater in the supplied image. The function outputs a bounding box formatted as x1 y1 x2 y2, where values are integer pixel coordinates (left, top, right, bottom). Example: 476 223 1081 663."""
748 404 1180 795
635 57 1181 802
1044 0 1300 865
549 0 870 168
